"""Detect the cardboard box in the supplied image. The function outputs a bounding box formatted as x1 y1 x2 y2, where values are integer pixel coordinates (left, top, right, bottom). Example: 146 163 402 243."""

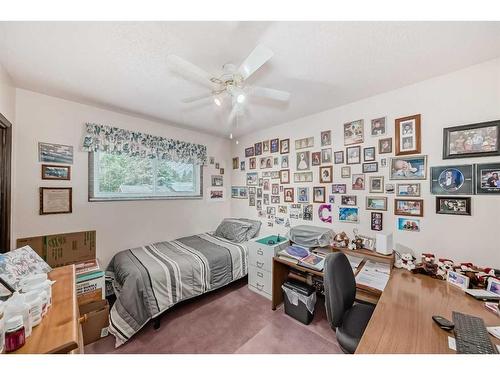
79 299 109 345
76 262 105 306
16 230 96 267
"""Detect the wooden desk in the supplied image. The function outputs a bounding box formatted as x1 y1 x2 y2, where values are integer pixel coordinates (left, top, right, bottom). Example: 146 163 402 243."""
11 265 82 354
271 255 383 310
356 269 500 353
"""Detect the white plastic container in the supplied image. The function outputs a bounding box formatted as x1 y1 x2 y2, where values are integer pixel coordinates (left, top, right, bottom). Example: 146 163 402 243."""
21 275 53 308
0 300 5 354
23 291 43 327
4 292 32 338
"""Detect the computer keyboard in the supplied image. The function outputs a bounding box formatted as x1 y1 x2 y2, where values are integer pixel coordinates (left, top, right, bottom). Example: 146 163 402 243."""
452 311 498 354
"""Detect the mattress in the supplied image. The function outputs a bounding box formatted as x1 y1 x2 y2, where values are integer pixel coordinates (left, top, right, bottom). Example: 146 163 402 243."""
106 232 249 347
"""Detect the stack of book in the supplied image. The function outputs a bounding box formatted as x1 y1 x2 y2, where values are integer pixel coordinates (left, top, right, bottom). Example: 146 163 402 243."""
278 244 325 271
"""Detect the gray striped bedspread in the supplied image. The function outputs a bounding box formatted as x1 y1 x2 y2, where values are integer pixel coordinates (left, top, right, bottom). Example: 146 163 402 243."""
106 232 248 347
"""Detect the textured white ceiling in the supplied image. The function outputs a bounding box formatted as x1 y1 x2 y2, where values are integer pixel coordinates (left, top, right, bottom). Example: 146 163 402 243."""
1 21 500 137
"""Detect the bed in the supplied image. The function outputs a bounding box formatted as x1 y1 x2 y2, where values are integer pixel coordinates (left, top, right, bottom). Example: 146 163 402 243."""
106 230 253 347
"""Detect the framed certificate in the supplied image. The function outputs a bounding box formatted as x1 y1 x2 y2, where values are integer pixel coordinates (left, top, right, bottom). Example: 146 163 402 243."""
39 187 72 215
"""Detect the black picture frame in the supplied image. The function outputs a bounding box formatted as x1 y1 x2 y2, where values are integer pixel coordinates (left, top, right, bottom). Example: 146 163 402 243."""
475 162 500 195
435 196 471 216
363 147 376 162
443 120 500 159
371 212 383 231
362 162 378 173
430 165 474 195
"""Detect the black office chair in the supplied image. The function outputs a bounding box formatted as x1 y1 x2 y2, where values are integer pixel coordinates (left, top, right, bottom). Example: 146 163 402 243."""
324 252 375 354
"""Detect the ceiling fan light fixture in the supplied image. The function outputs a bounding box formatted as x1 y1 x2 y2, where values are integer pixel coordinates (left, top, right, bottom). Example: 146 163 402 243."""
214 97 222 106
229 133 233 139
236 93 245 104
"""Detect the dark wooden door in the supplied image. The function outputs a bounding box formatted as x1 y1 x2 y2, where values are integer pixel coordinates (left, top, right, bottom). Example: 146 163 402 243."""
0 112 12 253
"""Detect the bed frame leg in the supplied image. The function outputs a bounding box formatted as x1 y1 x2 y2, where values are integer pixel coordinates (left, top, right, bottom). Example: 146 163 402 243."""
153 317 161 330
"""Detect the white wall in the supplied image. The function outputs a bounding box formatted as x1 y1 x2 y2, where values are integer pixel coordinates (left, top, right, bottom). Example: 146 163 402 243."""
0 63 15 124
13 89 232 267
231 58 500 268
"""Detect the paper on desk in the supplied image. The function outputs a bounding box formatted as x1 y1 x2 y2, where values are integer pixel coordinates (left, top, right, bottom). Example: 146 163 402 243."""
487 326 500 340
346 255 363 270
355 260 390 292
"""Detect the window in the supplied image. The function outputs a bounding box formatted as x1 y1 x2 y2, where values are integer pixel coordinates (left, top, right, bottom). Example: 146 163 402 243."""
89 152 202 201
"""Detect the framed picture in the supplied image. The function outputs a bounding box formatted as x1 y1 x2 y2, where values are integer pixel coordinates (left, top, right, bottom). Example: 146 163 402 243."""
281 155 289 169
341 166 351 178
38 142 73 164
240 161 245 171
262 140 270 153
278 205 287 215
379 137 393 154
311 152 321 166
318 204 332 223
394 199 424 217
231 186 248 199
362 162 378 173
346 146 361 165
321 130 332 146
341 195 357 206
245 146 255 158
249 196 256 206
273 157 279 167
232 157 239 169
215 162 220 169
284 188 294 203
447 271 470 290
352 173 365 190
270 171 280 179
267 206 276 215
257 187 262 198
395 114 421 155
303 204 313 221
366 196 387 211
293 172 313 183
271 196 280 204
263 194 270 205
297 187 310 203
270 138 279 153
435 196 471 216
321 148 332 164
271 183 279 195
359 235 376 251
254 142 263 156
313 186 326 203
334 151 344 164
396 183 421 197
369 176 384 193
296 151 310 171
249 157 256 169
248 187 256 195
363 147 376 162
385 183 395 194
209 156 215 165
280 169 290 184
332 184 347 194
211 175 223 187
339 206 359 223
328 195 335 204
280 138 290 154
260 156 273 169
220 168 224 175
380 158 387 168
371 117 386 137
319 166 333 183
475 162 500 194
397 217 420 232
246 172 259 186
208 188 224 202
39 187 72 215
430 164 473 195
371 212 383 231
390 155 427 180
443 120 500 159
295 137 314 150
41 164 71 180
344 120 364 145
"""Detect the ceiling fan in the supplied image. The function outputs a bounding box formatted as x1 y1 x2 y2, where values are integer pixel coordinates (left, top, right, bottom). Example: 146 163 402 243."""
166 44 291 128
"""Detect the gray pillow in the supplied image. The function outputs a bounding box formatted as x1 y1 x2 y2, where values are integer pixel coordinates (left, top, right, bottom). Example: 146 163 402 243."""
215 218 253 243
238 218 262 240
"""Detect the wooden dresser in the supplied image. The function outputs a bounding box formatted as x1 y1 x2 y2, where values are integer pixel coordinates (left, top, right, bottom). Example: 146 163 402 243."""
9 265 83 354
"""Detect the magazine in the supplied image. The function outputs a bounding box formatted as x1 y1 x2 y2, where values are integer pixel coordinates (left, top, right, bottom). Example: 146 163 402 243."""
298 253 325 271
278 245 325 271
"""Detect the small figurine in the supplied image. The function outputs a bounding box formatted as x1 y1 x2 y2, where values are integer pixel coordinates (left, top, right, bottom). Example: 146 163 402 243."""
333 231 350 248
401 253 416 271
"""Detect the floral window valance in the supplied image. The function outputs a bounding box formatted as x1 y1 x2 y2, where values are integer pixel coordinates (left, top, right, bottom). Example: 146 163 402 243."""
82 123 207 165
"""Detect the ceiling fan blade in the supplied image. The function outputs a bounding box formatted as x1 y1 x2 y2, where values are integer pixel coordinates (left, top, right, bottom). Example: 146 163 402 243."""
249 86 291 102
237 44 274 80
228 103 244 125
166 55 217 89
181 92 213 103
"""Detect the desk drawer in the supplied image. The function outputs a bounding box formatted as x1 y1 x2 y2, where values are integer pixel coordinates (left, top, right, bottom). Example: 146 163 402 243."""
248 245 274 272
248 265 272 296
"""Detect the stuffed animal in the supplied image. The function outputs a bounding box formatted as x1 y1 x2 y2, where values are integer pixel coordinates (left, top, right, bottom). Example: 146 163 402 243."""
436 258 454 280
333 232 350 248
413 253 438 276
401 253 416 271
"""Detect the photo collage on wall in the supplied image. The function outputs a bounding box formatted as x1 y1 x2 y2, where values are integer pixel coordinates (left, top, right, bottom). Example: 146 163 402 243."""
230 116 500 233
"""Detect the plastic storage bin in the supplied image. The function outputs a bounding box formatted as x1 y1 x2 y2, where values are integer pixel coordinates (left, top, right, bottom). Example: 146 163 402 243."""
282 280 317 325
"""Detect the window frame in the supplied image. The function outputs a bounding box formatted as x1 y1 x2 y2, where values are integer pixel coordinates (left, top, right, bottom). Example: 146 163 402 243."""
88 152 203 202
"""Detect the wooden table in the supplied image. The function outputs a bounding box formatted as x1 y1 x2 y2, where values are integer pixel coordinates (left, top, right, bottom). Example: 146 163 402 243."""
271 247 393 310
356 268 500 353
10 265 82 354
